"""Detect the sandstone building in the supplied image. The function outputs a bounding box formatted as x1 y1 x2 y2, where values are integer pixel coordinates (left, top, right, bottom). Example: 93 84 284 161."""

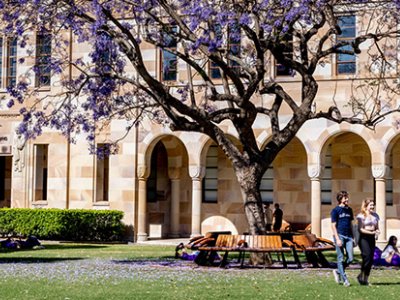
0 12 399 242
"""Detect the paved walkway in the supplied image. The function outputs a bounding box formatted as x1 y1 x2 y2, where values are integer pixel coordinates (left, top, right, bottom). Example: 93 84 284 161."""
136 238 189 246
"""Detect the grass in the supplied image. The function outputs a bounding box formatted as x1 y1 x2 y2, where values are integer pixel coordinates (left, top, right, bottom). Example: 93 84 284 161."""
0 242 398 299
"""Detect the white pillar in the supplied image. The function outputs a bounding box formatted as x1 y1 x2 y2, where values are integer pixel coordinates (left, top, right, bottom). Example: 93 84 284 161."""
189 166 205 237
375 178 386 242
310 178 322 237
308 164 322 237
137 177 148 241
372 164 388 242
191 178 202 237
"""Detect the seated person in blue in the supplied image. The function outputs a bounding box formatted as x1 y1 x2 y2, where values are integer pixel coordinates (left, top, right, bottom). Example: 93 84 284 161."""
175 243 199 261
373 236 400 267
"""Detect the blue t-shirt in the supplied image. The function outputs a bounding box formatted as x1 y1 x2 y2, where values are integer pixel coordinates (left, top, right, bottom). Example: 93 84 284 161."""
331 206 354 237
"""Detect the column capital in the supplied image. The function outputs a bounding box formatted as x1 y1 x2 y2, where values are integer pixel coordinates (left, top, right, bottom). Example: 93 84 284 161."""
189 165 205 179
308 164 321 179
371 164 389 179
137 165 149 179
168 167 181 180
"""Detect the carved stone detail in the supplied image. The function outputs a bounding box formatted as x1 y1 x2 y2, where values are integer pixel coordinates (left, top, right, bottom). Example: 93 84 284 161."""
189 165 205 179
308 164 321 178
137 165 149 179
371 164 388 179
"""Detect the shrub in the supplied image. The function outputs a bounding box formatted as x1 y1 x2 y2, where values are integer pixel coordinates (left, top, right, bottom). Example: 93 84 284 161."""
0 208 124 242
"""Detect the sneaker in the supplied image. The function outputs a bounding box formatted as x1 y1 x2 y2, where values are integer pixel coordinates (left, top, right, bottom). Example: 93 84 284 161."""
332 270 340 284
343 280 351 287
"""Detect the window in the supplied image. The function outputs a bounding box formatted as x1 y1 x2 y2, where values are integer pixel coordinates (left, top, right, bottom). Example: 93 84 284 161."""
6 37 17 87
161 26 177 81
203 145 218 203
276 33 293 76
227 26 241 75
337 15 356 74
321 145 332 205
96 144 109 202
35 33 51 87
34 144 48 201
210 24 222 79
209 25 241 79
260 166 274 203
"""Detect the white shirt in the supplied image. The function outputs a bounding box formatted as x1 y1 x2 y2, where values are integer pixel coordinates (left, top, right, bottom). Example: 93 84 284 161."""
356 212 379 231
381 245 396 259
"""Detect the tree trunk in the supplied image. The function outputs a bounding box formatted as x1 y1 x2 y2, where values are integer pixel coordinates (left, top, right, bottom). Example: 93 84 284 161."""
235 165 266 235
235 164 273 266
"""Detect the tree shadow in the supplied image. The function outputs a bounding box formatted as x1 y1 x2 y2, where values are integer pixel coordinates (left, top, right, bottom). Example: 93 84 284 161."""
0 244 108 253
0 257 84 263
371 282 400 286
41 244 108 250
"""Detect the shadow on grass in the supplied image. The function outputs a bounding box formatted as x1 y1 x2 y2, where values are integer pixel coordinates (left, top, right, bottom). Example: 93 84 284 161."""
0 257 84 263
113 256 175 264
40 244 109 250
373 282 400 286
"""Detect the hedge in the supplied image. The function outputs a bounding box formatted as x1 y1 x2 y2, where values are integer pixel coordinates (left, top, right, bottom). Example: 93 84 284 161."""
0 208 124 242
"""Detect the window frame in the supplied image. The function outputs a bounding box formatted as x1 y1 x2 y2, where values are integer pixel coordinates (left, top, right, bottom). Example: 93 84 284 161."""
35 33 52 87
33 144 48 202
336 14 357 75
202 144 218 203
161 25 178 82
6 37 17 87
260 166 274 204
95 144 110 202
275 32 294 77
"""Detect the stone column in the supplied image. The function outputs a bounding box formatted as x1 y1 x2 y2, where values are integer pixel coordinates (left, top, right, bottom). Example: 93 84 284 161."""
372 164 388 242
189 166 205 237
310 178 322 237
137 165 149 242
308 164 321 237
169 167 181 238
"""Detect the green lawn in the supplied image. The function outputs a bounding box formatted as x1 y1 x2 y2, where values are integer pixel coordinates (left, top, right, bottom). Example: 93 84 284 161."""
0 242 398 300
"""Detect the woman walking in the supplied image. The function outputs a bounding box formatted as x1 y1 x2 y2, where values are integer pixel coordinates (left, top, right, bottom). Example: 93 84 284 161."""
356 198 380 285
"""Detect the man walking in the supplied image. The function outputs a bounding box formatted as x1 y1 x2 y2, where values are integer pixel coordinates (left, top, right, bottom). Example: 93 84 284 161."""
331 191 354 287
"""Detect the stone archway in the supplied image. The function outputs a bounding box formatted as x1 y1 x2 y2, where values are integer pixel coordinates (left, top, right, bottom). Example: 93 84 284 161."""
138 134 190 240
271 137 308 230
384 136 400 239
320 132 372 238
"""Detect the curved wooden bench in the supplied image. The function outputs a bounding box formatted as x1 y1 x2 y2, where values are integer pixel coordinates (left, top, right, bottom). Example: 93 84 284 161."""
292 233 335 267
199 234 298 268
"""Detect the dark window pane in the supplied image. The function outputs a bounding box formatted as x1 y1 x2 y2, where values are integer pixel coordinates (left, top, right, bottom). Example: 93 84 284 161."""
337 15 356 75
338 16 355 27
340 27 356 38
338 62 356 74
161 26 177 81
338 53 356 62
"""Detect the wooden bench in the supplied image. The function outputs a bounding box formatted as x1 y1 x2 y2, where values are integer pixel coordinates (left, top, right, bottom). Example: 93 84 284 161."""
292 233 335 267
185 231 232 250
198 234 297 268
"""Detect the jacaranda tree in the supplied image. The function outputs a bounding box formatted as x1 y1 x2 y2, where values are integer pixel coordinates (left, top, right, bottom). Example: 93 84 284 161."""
1 0 400 235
